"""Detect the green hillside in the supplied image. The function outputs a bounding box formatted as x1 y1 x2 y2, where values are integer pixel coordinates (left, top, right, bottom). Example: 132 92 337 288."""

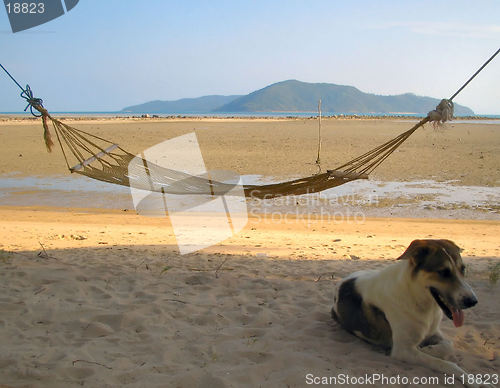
215 80 474 115
122 95 241 113
122 80 474 115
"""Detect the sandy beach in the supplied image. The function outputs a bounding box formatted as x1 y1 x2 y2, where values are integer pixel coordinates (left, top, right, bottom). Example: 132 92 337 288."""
1 117 499 186
0 117 499 387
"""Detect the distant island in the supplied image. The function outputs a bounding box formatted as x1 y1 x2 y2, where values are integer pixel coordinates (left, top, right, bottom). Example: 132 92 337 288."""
122 80 474 115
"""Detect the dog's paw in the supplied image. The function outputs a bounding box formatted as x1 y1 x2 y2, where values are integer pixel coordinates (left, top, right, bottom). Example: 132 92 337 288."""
420 342 455 361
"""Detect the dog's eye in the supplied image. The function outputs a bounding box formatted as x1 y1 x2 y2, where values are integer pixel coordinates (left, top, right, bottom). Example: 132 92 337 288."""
438 268 452 278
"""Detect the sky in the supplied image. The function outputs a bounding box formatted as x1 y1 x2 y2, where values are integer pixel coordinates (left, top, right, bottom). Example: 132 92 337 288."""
0 0 499 114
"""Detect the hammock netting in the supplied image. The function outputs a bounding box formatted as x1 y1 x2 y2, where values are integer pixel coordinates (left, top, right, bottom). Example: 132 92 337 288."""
33 101 453 200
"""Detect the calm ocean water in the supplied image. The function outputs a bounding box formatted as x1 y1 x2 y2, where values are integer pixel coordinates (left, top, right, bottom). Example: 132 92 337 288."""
1 111 500 120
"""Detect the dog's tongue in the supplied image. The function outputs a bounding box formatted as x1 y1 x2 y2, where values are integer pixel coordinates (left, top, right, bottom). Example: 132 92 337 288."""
452 309 464 327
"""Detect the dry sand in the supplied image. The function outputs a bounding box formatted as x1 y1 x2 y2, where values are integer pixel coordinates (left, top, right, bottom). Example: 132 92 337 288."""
0 207 499 387
0 118 499 387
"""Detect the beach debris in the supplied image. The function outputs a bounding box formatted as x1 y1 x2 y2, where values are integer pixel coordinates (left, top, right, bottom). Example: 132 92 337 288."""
215 258 229 278
165 298 187 304
70 234 87 240
37 242 60 261
72 359 112 370
315 272 336 282
349 254 360 260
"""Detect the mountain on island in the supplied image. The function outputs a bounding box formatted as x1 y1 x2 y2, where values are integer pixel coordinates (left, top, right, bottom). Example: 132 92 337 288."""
122 80 474 115
122 95 241 113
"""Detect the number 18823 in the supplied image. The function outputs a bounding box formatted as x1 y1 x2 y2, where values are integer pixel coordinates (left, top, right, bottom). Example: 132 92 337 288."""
5 2 45 14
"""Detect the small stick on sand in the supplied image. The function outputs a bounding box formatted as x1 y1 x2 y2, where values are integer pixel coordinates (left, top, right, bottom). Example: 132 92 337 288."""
37 242 59 261
38 242 49 258
165 298 187 304
72 359 112 370
215 258 229 278
315 272 336 282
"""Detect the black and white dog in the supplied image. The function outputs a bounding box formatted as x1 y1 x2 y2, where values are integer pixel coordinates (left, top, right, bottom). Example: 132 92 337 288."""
332 239 484 387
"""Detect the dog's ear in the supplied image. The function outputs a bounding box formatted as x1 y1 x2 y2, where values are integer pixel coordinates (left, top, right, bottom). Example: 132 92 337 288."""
436 239 462 255
397 239 430 267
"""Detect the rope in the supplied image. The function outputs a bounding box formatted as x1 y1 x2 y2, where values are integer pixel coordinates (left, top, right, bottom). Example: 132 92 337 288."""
0 63 44 117
449 48 500 102
334 48 499 175
427 99 453 126
315 99 322 172
20 85 44 117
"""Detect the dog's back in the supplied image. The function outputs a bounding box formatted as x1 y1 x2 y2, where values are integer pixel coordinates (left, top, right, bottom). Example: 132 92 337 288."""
332 271 393 349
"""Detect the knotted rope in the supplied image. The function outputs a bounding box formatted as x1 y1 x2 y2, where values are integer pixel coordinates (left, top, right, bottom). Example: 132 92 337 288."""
20 85 44 116
427 99 454 127
0 63 54 151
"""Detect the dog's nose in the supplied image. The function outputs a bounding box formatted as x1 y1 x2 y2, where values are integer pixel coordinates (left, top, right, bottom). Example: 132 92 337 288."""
462 295 477 308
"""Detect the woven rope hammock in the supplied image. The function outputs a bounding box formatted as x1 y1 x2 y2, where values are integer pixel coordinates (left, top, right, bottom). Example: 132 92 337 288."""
31 103 445 199
1 48 498 199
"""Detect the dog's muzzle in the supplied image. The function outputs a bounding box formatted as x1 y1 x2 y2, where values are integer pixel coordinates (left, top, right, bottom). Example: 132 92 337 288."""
430 287 477 328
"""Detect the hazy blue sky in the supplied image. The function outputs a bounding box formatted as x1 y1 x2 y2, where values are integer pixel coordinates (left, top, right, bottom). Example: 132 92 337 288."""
1 0 499 113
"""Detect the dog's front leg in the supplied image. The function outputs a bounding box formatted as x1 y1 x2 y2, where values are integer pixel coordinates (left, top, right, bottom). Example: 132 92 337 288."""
420 332 455 361
390 324 478 388
392 345 477 386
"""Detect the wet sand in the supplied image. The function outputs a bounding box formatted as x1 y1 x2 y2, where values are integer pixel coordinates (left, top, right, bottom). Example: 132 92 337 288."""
1 117 499 186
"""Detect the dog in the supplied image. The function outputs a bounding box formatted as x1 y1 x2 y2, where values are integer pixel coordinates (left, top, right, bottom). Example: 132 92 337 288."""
331 239 482 387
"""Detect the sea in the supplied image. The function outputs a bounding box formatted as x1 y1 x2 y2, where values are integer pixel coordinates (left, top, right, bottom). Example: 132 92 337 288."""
1 111 500 122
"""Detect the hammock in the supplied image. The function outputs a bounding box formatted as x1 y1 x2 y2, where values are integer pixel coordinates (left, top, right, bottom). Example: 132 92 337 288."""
1 47 498 199
33 104 443 199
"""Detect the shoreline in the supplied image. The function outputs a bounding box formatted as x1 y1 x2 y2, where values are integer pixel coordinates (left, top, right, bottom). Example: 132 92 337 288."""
1 114 500 124
1 174 499 220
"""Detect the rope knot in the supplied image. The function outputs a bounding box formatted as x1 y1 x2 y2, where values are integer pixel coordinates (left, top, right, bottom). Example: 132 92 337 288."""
21 84 44 117
427 99 454 127
19 84 53 151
